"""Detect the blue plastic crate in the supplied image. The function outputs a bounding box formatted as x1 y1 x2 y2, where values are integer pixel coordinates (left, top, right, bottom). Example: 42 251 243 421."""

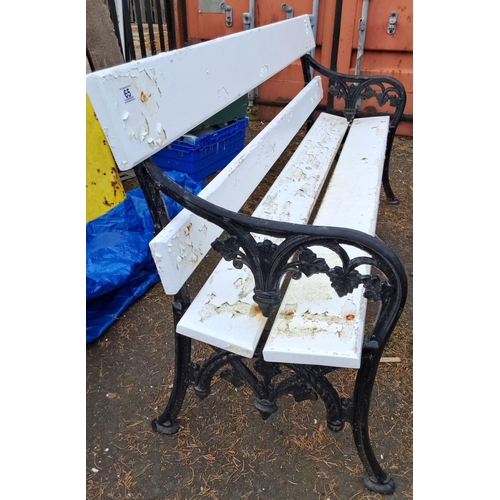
151 117 249 181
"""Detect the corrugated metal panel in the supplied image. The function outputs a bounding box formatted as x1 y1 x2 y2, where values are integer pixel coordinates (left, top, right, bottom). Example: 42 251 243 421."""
339 0 413 136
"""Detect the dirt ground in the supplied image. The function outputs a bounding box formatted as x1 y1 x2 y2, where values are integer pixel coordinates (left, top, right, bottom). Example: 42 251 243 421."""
86 120 413 500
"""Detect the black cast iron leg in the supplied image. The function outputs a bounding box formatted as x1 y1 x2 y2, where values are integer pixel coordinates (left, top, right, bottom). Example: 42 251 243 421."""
382 132 399 205
352 352 395 495
152 285 193 435
152 332 192 435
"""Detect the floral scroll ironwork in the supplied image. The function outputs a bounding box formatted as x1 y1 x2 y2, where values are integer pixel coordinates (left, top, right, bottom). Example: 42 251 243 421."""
212 234 396 318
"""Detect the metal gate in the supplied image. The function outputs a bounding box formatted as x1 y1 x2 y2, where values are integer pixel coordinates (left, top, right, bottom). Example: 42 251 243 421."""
107 0 179 61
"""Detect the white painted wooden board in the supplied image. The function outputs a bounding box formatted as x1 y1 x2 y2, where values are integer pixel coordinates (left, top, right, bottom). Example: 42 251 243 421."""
85 15 316 171
177 114 349 357
262 116 390 368
149 77 324 295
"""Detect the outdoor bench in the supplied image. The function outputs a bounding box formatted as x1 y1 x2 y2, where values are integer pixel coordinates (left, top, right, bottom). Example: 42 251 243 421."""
86 15 408 495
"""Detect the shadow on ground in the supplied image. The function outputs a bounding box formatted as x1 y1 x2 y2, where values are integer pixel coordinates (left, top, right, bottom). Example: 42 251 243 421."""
86 122 413 500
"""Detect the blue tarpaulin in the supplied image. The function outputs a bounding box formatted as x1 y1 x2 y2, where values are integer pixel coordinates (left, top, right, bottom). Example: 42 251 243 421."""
86 173 203 343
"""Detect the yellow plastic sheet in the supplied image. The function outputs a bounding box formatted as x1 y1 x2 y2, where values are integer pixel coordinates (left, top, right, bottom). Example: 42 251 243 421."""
86 94 126 222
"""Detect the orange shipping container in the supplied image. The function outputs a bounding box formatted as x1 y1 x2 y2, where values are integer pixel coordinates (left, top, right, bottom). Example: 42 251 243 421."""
180 0 412 136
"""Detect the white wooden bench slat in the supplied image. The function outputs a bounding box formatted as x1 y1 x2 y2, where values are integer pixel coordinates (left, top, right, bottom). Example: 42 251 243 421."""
86 15 316 171
176 114 349 357
149 77 324 295
262 116 389 368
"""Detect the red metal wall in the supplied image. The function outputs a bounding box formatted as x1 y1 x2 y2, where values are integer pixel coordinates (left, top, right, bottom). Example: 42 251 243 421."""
180 0 412 136
338 0 413 136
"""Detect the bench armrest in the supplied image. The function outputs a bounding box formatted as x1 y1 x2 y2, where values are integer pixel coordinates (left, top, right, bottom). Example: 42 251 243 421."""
301 54 407 204
301 54 407 130
139 159 407 350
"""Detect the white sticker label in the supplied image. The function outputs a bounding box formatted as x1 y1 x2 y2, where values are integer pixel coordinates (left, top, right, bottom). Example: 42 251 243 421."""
121 85 135 104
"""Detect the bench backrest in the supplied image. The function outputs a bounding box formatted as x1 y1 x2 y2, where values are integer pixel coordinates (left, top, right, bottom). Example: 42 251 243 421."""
86 15 322 295
150 77 325 294
86 15 316 171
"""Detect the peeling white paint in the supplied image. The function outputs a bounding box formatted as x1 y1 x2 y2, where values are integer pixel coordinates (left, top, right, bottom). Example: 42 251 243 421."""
218 87 230 99
149 78 326 296
86 15 316 172
176 113 349 359
263 116 388 369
